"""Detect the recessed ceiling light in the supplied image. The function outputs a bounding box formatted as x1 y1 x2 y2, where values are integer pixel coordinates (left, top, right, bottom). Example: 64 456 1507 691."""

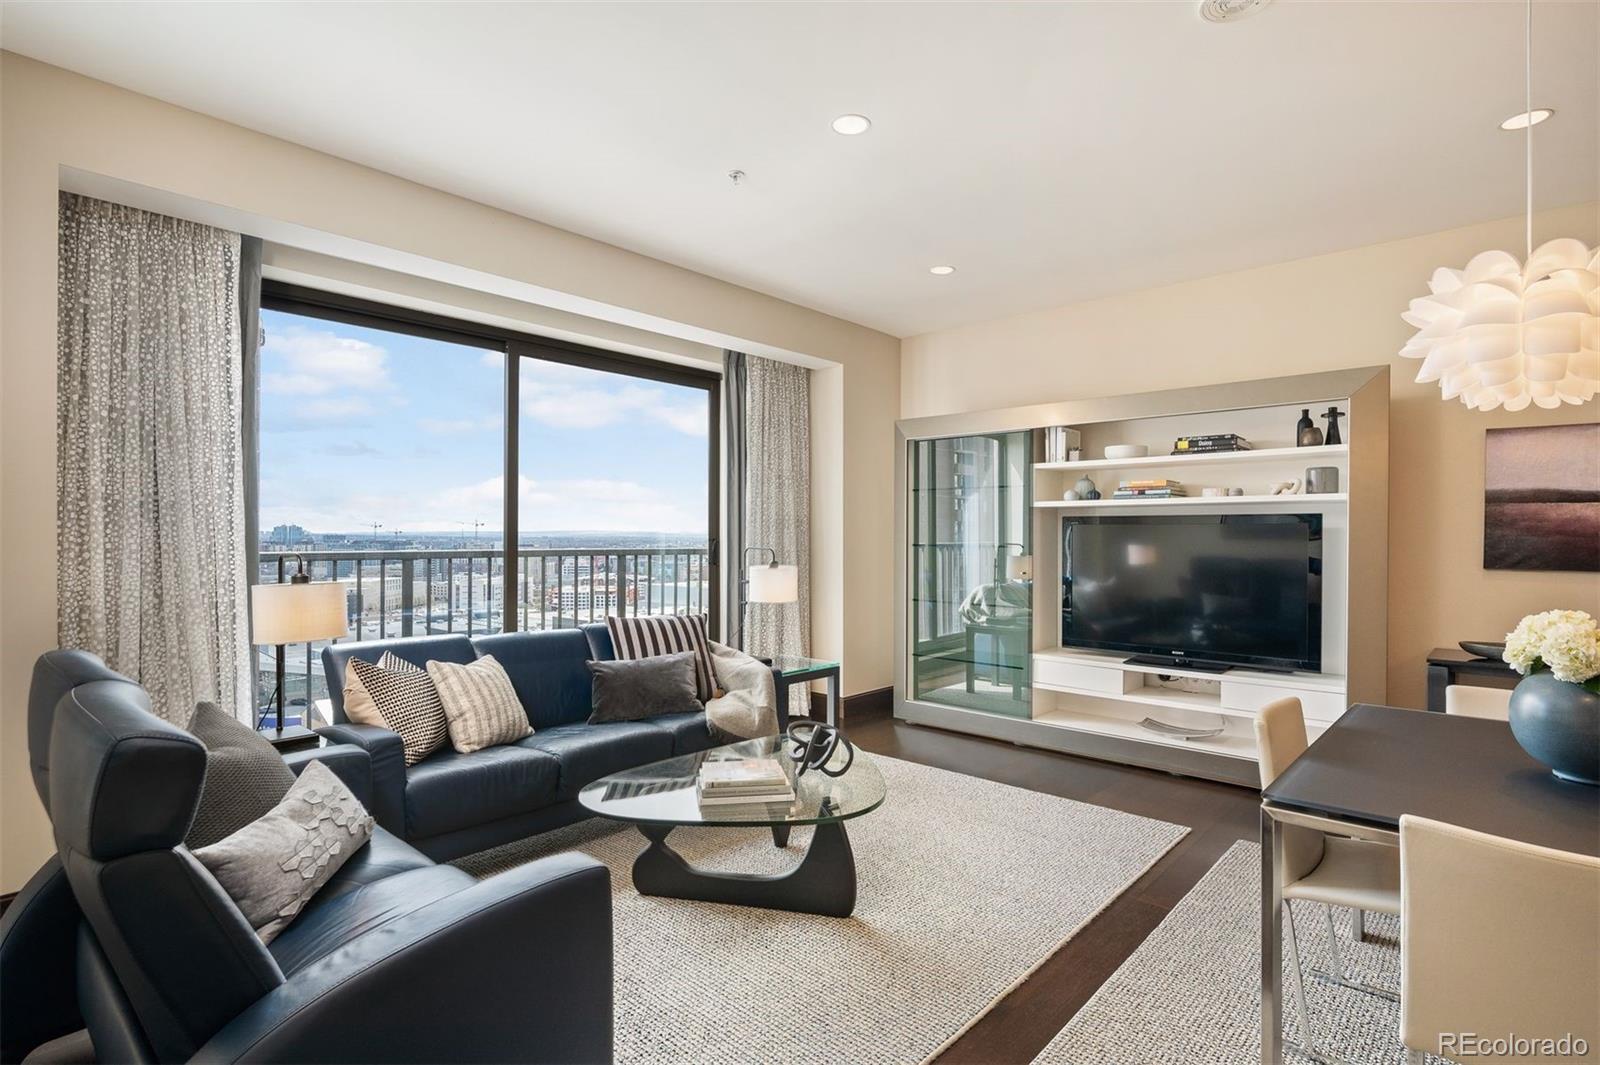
1198 0 1272 23
929 265 956 276
1500 108 1554 131
831 114 871 136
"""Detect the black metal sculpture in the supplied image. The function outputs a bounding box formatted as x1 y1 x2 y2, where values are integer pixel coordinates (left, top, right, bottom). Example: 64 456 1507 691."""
785 721 855 779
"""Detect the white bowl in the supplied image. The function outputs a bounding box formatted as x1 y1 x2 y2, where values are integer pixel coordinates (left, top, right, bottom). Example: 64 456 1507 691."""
1103 444 1149 459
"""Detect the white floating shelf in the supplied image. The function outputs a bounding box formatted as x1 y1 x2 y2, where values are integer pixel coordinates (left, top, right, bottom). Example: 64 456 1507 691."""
1033 493 1347 509
1035 444 1348 472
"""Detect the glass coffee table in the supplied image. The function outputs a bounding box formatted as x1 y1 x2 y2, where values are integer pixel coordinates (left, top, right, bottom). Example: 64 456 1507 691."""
577 735 886 917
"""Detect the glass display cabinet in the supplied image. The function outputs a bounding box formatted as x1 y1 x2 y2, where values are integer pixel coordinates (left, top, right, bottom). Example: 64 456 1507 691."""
907 431 1033 717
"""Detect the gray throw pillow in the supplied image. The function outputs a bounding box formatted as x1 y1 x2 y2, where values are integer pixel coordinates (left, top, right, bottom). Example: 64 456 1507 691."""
185 702 296 850
589 650 703 724
193 760 375 944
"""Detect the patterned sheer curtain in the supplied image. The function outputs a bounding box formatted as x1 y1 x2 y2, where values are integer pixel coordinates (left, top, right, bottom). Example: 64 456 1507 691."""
744 356 810 716
57 193 252 723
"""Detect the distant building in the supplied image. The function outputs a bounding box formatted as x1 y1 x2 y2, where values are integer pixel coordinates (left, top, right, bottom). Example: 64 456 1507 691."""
268 523 309 546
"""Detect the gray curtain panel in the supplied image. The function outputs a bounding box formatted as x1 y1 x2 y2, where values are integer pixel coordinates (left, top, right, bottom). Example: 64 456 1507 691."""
722 350 747 646
57 192 252 723
744 355 810 717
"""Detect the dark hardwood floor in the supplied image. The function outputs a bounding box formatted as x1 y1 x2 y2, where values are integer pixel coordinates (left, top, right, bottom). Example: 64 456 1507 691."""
843 704 1261 1065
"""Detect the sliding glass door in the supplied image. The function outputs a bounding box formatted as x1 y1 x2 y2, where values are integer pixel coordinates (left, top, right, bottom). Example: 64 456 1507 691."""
909 431 1033 717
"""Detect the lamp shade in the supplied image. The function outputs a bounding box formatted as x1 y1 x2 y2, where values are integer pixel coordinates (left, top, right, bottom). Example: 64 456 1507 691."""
250 581 348 645
747 563 799 604
1006 554 1034 581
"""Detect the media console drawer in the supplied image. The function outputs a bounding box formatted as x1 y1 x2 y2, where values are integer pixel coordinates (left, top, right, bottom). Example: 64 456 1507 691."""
1033 656 1140 696
1220 681 1345 724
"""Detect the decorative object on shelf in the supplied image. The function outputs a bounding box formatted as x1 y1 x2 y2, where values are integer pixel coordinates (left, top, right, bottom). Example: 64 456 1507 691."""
784 721 856 779
1062 488 1080 501
1201 487 1226 497
1295 408 1314 445
1068 447 1082 462
1398 0 1598 412
1074 474 1100 500
1305 466 1340 494
1502 610 1600 784
1044 426 1082 463
1226 487 1245 497
250 554 349 736
1173 433 1251 455
1484 424 1600 572
1459 640 1507 659
1269 479 1301 496
1322 407 1345 445
1296 420 1324 447
1138 716 1225 741
1104 444 1149 460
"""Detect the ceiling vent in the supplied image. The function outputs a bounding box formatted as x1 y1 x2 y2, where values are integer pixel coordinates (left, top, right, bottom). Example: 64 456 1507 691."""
1198 0 1272 23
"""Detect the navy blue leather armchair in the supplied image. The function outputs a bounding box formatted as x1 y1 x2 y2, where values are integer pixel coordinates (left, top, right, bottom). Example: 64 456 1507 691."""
5 651 613 1064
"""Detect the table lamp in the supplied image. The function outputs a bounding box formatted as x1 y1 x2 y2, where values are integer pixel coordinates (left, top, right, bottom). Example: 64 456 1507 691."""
250 554 348 735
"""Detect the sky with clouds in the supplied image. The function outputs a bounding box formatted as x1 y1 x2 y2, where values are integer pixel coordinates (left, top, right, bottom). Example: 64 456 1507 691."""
259 309 710 537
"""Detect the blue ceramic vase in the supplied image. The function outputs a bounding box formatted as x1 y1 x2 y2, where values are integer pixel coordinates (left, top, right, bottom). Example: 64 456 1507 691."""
1507 671 1600 785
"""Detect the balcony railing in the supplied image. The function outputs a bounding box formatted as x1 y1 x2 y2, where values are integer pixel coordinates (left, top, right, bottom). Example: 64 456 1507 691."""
256 547 711 725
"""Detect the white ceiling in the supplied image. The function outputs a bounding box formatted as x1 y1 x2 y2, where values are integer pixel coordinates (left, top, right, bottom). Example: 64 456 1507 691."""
3 1 1596 338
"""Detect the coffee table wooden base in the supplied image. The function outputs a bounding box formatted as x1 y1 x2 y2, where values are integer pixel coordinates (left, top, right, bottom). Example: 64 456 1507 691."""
631 820 857 917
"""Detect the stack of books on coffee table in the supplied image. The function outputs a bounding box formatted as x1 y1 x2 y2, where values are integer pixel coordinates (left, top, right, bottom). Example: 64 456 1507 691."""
1113 479 1185 500
697 757 795 806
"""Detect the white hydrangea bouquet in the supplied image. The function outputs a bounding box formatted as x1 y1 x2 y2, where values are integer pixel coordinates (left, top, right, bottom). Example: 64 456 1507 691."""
1503 609 1600 691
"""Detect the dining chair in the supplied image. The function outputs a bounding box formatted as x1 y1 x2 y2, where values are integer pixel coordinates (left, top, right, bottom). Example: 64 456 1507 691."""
1443 684 1511 720
1256 697 1401 1060
1399 815 1599 1065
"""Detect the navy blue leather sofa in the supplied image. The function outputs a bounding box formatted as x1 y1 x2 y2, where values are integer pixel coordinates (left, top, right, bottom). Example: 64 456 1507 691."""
3 650 612 1064
320 623 788 861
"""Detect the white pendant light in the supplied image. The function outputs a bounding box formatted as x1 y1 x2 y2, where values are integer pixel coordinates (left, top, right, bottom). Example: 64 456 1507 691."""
1398 0 1598 412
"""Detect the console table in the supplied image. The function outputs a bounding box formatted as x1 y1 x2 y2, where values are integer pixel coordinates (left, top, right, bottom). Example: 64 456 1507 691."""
1425 647 1516 712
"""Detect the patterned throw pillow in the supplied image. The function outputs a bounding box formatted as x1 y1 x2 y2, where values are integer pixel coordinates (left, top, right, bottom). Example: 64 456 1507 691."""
345 655 450 766
184 701 296 849
343 651 423 728
194 760 375 944
605 614 716 703
426 654 532 754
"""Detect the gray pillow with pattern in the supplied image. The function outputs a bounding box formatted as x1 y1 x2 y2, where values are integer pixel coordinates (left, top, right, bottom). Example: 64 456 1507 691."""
193 759 375 944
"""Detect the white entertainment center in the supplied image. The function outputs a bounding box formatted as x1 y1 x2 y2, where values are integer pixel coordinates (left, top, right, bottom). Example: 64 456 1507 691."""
893 366 1389 787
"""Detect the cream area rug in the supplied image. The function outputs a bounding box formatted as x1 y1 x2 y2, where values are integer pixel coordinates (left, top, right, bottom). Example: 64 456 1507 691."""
1033 841 1453 1065
455 755 1187 1065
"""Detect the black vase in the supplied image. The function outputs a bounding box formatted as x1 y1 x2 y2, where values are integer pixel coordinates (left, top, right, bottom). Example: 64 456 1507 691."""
1295 409 1314 446
1323 407 1344 446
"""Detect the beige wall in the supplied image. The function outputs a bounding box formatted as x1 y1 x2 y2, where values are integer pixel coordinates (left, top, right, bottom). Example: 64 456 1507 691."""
903 202 1600 712
0 53 899 892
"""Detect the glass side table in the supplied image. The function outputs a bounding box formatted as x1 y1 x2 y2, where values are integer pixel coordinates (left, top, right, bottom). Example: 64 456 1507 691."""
768 655 842 726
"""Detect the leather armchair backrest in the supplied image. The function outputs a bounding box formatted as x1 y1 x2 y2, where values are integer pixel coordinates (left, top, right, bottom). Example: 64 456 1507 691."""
49 676 283 1062
472 630 595 729
321 634 477 721
28 649 130 812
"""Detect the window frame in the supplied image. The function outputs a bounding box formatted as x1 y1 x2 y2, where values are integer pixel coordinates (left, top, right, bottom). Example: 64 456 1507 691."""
252 280 722 637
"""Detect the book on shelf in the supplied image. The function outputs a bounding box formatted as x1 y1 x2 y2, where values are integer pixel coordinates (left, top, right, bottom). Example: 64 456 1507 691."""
1120 478 1181 489
1172 434 1251 454
1043 426 1082 463
1112 490 1186 499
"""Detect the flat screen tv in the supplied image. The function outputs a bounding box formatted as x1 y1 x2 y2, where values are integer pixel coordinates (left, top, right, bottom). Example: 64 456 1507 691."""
1060 513 1322 673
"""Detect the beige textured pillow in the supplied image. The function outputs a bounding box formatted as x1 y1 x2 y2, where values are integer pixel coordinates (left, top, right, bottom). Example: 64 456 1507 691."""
427 654 531 753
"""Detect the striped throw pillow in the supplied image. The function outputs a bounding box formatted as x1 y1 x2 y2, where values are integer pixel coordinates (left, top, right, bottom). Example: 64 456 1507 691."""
346 654 450 766
605 614 716 703
427 654 532 754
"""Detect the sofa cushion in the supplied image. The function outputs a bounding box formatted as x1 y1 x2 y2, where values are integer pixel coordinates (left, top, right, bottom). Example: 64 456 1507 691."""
644 711 717 755
321 635 478 722
588 652 702 724
267 863 474 978
403 744 562 840
428 655 532 753
521 723 675 799
346 655 450 766
183 701 296 850
471 630 593 729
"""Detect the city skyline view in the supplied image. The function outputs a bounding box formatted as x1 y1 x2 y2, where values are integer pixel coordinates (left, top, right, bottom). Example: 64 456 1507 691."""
259 308 711 540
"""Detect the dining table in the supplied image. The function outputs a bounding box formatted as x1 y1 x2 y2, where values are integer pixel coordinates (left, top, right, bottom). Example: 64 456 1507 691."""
1258 703 1600 1065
